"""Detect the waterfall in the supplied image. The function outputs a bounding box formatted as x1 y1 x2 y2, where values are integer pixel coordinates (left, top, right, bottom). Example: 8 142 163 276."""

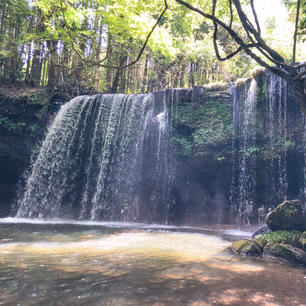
229 79 257 221
229 72 306 222
16 93 174 222
267 74 288 206
239 79 257 208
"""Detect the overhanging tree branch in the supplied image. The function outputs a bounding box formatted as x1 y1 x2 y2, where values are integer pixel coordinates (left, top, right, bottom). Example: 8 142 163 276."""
61 0 168 70
232 0 286 65
292 0 301 64
250 0 261 36
175 0 306 115
229 0 233 29
175 0 290 80
212 0 257 61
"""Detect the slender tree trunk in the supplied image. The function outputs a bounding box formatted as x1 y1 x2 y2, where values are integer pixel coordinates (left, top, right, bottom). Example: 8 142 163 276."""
47 40 57 97
25 43 32 84
180 64 185 88
111 55 128 93
106 33 113 92
141 54 149 93
174 68 178 88
30 43 42 86
293 79 306 116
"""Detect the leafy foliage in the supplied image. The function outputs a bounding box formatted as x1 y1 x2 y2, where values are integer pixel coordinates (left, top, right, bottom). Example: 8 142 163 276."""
171 94 232 159
258 230 302 248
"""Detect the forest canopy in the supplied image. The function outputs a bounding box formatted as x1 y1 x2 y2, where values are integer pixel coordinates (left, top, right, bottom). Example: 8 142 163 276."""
0 0 305 97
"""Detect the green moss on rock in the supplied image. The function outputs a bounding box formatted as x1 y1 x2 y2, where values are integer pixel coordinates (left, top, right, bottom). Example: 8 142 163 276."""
231 239 262 256
257 230 302 248
264 243 306 265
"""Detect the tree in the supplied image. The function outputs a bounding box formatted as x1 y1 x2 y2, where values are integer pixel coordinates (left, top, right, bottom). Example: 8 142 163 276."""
171 0 306 114
1 0 304 104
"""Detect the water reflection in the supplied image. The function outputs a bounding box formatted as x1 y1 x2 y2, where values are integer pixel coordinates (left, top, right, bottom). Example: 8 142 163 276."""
0 219 305 306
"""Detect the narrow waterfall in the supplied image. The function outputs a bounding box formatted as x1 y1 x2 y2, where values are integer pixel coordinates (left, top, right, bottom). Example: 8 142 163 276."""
229 79 257 218
16 93 173 222
266 74 288 205
230 72 306 222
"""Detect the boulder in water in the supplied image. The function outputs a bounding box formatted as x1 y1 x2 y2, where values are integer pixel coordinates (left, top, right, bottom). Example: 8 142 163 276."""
231 239 262 256
264 243 306 265
265 200 306 231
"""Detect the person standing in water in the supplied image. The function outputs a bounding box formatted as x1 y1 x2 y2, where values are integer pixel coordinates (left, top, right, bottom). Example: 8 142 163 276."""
120 200 131 222
243 200 253 226
257 205 265 225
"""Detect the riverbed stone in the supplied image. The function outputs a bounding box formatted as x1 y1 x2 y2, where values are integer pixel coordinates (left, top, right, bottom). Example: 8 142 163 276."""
263 243 306 264
231 239 262 256
265 200 306 231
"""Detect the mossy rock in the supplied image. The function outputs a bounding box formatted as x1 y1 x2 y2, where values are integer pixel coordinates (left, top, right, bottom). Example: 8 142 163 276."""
265 200 306 231
264 243 306 265
231 239 262 256
299 232 306 251
257 230 302 248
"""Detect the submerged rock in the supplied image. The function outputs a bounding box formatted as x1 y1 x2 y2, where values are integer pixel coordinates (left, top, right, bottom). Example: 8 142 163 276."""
264 243 306 265
231 239 262 256
265 200 306 231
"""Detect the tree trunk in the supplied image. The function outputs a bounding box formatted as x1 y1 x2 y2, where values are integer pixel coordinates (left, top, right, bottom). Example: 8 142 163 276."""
293 79 306 116
111 55 128 93
106 33 113 92
180 64 185 88
47 40 57 98
141 54 149 93
30 43 42 86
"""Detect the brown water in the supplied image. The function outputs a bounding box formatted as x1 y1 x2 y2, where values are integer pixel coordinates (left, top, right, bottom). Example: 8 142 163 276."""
0 218 305 306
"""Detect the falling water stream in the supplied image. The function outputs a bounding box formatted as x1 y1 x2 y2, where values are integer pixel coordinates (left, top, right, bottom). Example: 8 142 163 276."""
267 74 289 205
229 79 257 216
229 73 306 218
16 93 173 223
0 219 305 306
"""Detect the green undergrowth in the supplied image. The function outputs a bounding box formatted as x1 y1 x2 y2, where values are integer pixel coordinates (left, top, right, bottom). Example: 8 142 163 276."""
171 96 232 158
257 230 302 248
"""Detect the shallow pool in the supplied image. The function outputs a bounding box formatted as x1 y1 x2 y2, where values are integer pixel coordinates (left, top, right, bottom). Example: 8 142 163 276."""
0 218 305 306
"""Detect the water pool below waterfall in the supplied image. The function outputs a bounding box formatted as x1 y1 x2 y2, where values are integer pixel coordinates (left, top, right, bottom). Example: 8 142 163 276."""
0 219 305 306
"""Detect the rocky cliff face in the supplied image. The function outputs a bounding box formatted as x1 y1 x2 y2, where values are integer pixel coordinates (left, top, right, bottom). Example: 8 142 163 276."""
166 71 305 225
0 86 47 216
166 86 232 224
0 72 305 224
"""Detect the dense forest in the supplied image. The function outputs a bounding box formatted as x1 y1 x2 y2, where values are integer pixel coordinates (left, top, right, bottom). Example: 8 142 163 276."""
1 2 306 305
0 0 305 99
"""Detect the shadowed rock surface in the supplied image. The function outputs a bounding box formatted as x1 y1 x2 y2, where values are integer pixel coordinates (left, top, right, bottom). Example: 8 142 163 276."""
265 200 306 231
263 243 306 264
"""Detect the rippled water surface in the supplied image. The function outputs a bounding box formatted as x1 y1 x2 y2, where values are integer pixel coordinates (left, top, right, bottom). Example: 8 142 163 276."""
0 218 305 306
